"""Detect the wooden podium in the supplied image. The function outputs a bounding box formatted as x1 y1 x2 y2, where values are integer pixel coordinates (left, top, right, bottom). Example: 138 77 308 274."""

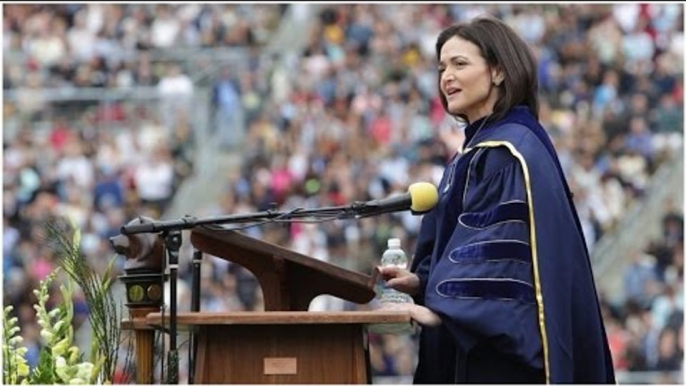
146 311 410 384
116 223 411 384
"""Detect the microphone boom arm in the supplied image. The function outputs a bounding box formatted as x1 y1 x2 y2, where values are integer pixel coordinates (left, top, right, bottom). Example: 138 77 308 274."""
121 204 369 234
120 182 438 234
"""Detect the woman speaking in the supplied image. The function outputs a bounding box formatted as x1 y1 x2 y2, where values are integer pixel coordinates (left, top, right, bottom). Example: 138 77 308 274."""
379 17 616 384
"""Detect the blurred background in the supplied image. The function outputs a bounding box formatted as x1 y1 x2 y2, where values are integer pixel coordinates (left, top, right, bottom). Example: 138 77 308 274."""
3 3 683 384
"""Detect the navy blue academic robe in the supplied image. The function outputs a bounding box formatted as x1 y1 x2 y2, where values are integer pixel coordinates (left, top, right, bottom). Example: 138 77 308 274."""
411 106 615 383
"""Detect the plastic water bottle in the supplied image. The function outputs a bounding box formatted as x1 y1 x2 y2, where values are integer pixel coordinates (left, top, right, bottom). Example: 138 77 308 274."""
379 238 413 306
371 238 415 335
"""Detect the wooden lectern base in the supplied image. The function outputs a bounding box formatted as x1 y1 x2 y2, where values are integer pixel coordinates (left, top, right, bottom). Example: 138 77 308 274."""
196 324 365 383
146 311 411 384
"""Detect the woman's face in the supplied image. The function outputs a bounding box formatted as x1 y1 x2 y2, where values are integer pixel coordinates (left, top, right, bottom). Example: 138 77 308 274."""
439 36 501 123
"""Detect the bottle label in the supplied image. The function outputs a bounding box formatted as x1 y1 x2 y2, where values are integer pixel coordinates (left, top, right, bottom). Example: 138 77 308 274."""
380 288 413 305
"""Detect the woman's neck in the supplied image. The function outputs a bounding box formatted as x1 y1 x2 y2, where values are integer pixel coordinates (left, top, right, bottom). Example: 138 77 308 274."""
466 108 494 124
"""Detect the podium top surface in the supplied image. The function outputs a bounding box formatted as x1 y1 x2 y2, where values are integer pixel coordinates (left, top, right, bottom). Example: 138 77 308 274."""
145 311 411 327
190 227 379 310
191 227 376 286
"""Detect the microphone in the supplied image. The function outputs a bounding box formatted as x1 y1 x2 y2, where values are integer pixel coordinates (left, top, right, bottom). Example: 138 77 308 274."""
361 182 439 215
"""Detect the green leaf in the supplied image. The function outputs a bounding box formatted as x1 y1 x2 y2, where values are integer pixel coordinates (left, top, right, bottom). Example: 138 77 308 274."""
43 215 127 383
102 256 117 291
51 337 70 357
28 349 55 384
90 355 107 384
72 227 81 250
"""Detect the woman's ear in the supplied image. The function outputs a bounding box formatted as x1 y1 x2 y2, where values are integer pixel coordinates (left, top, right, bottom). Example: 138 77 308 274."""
492 67 504 86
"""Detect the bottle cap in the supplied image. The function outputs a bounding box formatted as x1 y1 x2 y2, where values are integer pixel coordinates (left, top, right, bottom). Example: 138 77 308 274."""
388 238 401 248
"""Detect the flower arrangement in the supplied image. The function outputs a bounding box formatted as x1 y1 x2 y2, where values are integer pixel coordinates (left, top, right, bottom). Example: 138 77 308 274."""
3 307 29 384
3 270 102 384
2 217 130 384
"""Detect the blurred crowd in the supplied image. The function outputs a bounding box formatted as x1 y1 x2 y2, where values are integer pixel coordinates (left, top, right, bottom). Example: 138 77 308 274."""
3 3 683 383
2 3 282 382
603 202 683 382
3 3 283 88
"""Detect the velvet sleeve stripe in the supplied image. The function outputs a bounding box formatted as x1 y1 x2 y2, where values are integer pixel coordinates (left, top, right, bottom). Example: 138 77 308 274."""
458 200 528 230
448 239 531 264
436 278 535 303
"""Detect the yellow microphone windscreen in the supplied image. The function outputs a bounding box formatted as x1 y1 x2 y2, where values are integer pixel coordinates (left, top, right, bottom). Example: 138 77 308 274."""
408 182 439 212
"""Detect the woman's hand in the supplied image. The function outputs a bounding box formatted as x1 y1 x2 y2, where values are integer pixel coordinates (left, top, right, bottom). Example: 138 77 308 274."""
377 266 420 296
382 303 442 327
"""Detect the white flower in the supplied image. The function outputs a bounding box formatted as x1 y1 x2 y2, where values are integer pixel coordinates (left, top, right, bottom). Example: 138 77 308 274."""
55 355 67 368
40 329 53 341
53 320 65 332
75 362 94 381
55 355 71 383
9 336 23 345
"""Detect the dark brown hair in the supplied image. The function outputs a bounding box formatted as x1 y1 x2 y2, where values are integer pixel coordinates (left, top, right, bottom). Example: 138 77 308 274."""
436 17 539 123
